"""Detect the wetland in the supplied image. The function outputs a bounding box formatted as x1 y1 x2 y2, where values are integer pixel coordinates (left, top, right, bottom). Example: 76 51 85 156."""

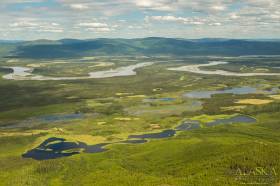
1 56 280 186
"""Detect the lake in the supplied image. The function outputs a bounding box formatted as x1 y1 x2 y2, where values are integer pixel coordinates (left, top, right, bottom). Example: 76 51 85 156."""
22 137 108 160
184 86 257 99
22 115 256 160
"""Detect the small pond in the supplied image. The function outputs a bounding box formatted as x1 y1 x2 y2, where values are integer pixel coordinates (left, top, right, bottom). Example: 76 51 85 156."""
128 130 176 139
38 113 84 122
176 120 201 131
0 113 84 129
184 86 257 99
185 86 279 99
120 139 148 144
206 115 256 127
143 98 176 102
175 115 256 130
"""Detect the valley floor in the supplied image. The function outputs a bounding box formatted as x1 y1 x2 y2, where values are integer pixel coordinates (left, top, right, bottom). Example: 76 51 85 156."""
0 56 280 186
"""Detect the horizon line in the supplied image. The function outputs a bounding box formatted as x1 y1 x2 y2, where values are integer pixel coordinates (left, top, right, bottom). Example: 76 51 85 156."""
1 37 280 42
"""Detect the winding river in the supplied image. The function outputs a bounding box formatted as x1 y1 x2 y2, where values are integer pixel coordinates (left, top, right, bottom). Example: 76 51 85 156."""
2 62 153 81
168 61 280 76
3 61 280 80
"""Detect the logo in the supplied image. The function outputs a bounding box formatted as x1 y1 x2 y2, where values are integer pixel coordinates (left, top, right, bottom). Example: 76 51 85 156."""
228 167 278 185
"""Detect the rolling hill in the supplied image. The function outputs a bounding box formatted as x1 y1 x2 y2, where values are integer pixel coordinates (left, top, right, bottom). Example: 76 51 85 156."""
1 37 280 58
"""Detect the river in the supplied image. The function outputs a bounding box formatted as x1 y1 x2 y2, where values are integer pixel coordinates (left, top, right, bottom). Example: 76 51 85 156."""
2 62 153 81
168 61 280 76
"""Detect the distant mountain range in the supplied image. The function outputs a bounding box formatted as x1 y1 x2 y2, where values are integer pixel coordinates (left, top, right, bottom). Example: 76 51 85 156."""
0 40 24 44
1 37 280 58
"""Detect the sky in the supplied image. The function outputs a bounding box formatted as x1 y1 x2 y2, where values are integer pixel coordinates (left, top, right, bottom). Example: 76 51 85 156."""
0 0 280 40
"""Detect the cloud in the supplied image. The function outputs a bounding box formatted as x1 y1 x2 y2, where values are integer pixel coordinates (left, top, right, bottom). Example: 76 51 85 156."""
209 22 222 26
38 29 64 33
10 21 38 27
89 27 112 32
0 0 280 39
69 4 89 10
135 0 177 11
146 15 222 26
210 5 227 11
8 18 64 33
78 22 108 28
57 0 135 16
134 0 231 13
77 21 114 32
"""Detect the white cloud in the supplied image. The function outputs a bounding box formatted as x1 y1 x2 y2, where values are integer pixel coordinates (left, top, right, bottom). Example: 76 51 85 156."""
146 15 188 23
78 22 108 28
229 13 240 20
146 15 223 26
128 25 143 29
8 18 63 33
135 0 176 11
9 18 38 27
69 4 89 10
77 21 114 33
51 23 60 26
10 22 38 27
1 0 280 39
86 27 112 32
209 22 222 26
210 5 226 11
134 0 231 13
38 29 64 33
